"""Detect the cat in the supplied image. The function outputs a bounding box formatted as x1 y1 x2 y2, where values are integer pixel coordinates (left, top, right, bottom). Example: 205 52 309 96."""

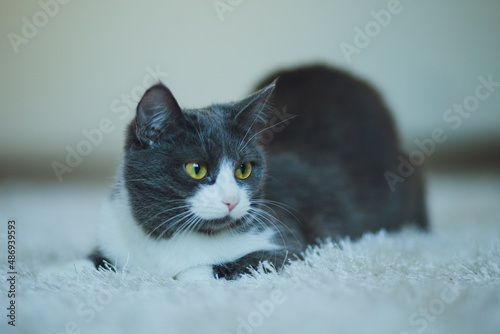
88 64 427 281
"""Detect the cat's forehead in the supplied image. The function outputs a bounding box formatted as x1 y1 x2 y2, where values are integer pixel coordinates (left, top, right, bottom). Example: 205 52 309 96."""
183 105 239 138
183 105 228 124
180 105 253 159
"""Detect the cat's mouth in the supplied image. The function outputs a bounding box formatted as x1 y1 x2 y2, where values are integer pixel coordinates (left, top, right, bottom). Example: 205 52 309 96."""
196 216 245 235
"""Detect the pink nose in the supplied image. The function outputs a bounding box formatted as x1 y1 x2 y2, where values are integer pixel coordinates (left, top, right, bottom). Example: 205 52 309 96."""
223 199 239 212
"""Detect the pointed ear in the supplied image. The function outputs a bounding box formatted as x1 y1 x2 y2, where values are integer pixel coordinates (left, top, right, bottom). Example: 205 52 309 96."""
135 83 183 144
233 79 276 127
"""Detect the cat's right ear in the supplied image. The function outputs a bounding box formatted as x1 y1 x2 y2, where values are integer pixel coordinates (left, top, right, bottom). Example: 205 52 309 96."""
135 83 183 144
232 80 277 127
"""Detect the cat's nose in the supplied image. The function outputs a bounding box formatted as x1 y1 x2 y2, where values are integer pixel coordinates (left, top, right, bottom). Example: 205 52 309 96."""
222 198 239 212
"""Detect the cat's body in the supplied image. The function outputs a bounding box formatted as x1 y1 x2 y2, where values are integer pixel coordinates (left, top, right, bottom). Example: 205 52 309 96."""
90 65 427 280
259 66 427 247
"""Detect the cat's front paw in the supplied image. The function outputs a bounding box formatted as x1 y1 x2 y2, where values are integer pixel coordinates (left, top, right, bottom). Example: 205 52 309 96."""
175 265 215 282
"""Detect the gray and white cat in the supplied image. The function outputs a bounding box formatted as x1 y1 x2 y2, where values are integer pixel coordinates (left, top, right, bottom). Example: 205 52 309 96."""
89 65 427 281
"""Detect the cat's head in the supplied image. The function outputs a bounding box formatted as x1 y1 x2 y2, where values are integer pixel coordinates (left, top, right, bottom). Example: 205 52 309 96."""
123 82 275 238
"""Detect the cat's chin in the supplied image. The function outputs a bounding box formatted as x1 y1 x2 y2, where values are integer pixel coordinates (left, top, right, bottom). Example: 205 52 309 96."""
195 216 245 235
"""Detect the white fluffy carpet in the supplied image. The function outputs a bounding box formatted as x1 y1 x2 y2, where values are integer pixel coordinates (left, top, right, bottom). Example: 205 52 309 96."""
1 171 500 334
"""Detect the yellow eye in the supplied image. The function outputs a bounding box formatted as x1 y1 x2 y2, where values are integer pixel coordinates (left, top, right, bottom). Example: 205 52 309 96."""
185 161 208 180
235 162 252 180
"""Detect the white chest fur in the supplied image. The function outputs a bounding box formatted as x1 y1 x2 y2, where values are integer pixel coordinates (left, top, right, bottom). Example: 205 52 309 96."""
97 184 279 279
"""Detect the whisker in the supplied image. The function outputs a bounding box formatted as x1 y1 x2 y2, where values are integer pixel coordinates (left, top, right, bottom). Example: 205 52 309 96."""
253 199 297 213
240 115 299 151
147 209 192 240
155 211 195 241
134 201 187 216
249 205 302 255
253 201 303 235
172 215 202 241
142 204 191 231
237 87 275 149
246 210 291 271
248 208 287 248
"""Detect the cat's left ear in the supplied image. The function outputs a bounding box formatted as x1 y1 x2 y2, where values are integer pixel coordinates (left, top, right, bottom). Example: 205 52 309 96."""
232 80 276 127
135 83 183 144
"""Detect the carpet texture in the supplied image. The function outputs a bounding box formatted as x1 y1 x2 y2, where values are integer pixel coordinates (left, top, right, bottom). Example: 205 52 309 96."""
1 171 499 334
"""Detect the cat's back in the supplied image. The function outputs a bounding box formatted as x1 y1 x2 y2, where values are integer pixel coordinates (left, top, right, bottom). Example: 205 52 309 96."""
256 65 427 244
258 65 399 165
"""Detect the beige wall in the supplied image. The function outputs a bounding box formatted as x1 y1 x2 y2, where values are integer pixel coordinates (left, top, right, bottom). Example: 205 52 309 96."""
1 0 499 177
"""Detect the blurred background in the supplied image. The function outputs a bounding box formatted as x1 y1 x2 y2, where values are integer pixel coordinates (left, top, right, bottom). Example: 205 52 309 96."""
0 0 499 282
1 0 499 180
1 4 499 330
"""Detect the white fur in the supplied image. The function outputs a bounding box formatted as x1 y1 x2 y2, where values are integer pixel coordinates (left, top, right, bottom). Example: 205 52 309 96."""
188 160 251 220
98 169 279 280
